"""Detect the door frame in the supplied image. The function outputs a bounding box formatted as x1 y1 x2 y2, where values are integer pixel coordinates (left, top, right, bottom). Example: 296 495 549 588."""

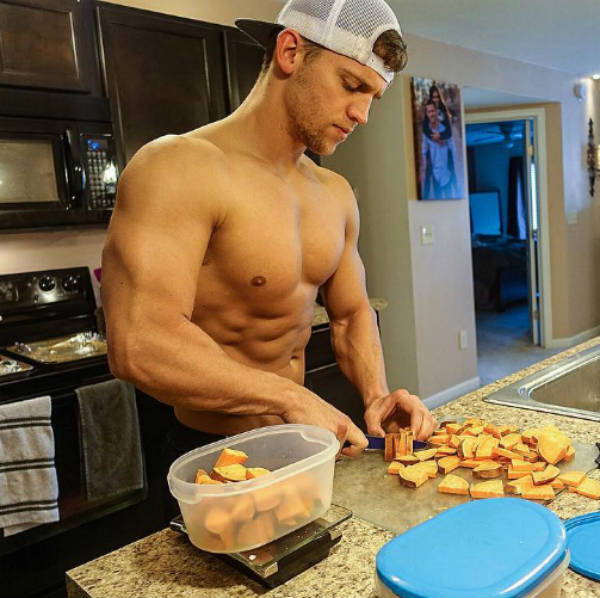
465 107 552 348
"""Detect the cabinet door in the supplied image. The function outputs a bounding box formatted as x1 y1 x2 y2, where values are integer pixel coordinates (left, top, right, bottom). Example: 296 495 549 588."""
223 29 263 112
98 4 228 165
0 0 100 92
305 364 366 432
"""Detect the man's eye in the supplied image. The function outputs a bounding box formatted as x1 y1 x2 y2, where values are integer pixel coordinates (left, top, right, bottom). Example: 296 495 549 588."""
344 82 359 92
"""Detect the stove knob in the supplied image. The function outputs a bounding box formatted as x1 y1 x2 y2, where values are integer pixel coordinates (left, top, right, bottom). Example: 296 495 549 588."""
62 275 80 292
38 276 55 292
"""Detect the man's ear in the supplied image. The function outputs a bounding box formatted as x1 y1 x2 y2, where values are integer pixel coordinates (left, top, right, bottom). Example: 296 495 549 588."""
273 29 303 75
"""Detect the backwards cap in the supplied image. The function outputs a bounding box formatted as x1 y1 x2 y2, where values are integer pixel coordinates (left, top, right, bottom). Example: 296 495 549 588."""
235 0 404 84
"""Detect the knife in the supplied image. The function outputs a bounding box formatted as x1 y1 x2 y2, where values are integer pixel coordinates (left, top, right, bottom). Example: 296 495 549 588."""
344 435 427 451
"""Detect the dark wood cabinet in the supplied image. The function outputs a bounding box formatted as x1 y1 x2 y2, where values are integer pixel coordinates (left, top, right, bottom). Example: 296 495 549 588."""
97 3 228 164
0 0 101 94
223 29 264 111
304 324 366 431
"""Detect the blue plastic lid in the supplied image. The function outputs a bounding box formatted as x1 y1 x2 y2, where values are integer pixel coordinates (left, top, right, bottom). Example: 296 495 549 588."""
376 498 567 598
565 511 600 581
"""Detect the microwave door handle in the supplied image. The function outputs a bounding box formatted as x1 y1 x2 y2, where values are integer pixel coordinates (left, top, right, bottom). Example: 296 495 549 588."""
62 129 86 209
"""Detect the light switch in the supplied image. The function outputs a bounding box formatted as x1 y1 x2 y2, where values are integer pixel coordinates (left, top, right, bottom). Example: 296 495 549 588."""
459 329 468 350
566 210 578 225
420 225 434 245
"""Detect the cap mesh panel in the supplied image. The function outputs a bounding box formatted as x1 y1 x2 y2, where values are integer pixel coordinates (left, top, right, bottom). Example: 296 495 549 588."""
281 0 335 22
335 0 398 38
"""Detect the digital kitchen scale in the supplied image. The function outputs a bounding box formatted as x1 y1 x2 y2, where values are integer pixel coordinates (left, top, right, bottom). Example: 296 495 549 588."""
170 504 352 588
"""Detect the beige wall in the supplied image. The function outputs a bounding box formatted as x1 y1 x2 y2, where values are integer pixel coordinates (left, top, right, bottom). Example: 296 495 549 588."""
325 32 599 399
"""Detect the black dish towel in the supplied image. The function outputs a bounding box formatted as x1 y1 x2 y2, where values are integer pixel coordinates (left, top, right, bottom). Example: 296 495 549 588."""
76 379 144 500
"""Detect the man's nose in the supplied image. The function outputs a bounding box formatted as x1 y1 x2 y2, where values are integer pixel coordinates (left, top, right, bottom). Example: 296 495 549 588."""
348 98 372 126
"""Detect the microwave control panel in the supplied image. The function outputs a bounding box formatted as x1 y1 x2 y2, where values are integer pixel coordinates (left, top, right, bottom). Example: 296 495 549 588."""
82 135 118 210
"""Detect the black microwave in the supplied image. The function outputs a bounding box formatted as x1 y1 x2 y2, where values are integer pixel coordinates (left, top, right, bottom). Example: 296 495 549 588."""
0 115 119 231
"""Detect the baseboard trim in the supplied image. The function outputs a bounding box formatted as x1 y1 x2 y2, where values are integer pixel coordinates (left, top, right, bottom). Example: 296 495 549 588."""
546 325 600 349
423 376 481 409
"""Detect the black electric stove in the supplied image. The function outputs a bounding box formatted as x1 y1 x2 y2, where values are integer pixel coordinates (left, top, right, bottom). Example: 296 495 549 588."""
0 267 110 402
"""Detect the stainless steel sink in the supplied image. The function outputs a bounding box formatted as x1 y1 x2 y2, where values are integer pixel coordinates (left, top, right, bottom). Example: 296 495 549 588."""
484 344 600 421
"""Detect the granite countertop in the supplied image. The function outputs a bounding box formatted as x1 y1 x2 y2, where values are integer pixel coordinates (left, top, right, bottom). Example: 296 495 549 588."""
67 336 600 598
312 298 388 326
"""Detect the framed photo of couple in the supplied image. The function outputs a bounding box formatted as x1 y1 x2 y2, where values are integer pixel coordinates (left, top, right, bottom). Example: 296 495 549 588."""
411 77 465 200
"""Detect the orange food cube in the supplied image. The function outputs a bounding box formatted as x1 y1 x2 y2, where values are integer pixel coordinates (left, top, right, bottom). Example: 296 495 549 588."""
213 447 248 469
438 474 469 495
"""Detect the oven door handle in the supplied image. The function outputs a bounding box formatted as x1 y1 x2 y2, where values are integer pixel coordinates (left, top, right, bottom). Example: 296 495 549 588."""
62 129 86 210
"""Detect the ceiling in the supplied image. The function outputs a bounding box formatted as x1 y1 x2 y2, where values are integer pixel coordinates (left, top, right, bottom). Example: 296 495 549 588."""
388 0 600 77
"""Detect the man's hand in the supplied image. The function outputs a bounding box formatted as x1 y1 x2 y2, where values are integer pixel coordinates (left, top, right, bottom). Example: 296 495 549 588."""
284 390 368 458
363 390 437 441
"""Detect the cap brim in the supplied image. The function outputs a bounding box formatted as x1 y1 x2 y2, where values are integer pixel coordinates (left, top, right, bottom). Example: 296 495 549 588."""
235 18 283 48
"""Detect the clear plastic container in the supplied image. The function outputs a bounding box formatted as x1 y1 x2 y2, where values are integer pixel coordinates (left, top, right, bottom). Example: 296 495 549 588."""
167 424 338 553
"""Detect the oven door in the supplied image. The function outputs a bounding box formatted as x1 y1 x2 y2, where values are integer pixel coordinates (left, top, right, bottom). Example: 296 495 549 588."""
0 387 147 557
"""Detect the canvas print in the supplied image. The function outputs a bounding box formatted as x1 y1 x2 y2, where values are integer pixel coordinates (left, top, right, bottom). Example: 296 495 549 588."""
411 77 465 200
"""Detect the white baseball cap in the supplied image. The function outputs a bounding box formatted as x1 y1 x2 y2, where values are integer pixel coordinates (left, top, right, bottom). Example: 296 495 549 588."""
235 0 405 84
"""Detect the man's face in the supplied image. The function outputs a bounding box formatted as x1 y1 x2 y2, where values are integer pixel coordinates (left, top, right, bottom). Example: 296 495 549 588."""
283 46 388 155
426 104 438 127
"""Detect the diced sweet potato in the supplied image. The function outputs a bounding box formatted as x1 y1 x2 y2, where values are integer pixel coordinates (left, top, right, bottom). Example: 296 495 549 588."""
532 465 560 486
230 494 255 522
563 445 576 462
571 477 600 500
521 428 541 445
438 455 461 474
399 466 429 488
511 459 538 472
388 461 404 475
492 447 521 460
384 433 395 462
475 436 498 460
246 467 271 479
463 425 485 437
438 474 469 495
213 447 248 469
483 423 501 439
448 434 461 449
412 460 438 479
253 485 281 511
414 448 437 461
537 431 570 465
557 470 586 487
497 425 520 436
435 446 458 456
550 478 565 490
204 506 233 535
505 474 534 495
429 434 451 445
459 458 480 468
459 437 478 459
507 466 531 480
500 433 522 450
275 486 309 523
394 429 414 458
397 454 420 465
195 473 225 485
444 423 462 435
211 463 248 482
522 484 555 501
473 460 503 479
470 480 504 498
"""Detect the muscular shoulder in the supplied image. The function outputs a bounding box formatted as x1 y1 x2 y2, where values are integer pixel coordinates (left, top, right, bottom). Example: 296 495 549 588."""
302 158 356 206
116 134 229 220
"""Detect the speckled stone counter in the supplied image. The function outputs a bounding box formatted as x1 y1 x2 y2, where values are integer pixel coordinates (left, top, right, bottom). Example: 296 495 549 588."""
67 337 600 598
312 298 388 326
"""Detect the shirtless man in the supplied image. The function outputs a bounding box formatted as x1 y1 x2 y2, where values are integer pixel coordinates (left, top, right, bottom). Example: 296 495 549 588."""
101 0 437 463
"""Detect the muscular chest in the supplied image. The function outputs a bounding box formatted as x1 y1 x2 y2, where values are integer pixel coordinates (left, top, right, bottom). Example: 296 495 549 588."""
204 168 345 300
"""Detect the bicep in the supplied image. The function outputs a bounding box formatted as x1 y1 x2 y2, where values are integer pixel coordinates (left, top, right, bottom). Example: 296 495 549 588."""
320 183 370 321
102 140 219 325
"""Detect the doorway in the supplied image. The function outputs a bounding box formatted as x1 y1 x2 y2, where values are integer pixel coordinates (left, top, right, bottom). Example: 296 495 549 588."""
465 109 558 385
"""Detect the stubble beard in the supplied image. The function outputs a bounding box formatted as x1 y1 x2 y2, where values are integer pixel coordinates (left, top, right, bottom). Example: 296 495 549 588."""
284 65 335 155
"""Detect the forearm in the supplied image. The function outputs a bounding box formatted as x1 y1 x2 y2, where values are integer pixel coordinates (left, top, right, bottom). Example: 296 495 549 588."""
329 304 389 406
107 313 304 418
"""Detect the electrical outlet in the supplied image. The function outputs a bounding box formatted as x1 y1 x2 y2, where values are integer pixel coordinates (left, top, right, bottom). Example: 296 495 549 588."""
420 225 434 245
458 329 468 350
566 210 578 225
